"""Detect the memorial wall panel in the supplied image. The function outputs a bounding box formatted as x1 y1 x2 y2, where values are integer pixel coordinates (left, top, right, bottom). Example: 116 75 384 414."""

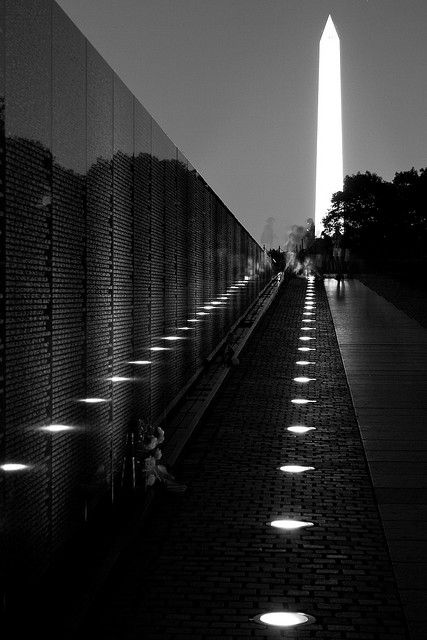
112 76 134 487
150 122 167 419
0 0 6 571
51 3 86 550
187 163 198 374
86 44 113 497
175 151 191 391
1 0 272 587
133 102 151 420
4 0 52 578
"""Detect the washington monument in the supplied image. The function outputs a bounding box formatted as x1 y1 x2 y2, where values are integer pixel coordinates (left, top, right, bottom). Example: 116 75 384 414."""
315 15 343 236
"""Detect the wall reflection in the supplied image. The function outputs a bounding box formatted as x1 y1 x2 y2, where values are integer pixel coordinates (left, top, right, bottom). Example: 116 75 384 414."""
0 0 272 587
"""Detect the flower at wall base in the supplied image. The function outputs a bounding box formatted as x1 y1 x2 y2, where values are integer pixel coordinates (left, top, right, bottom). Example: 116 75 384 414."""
146 474 156 487
145 456 157 474
157 427 165 444
145 436 158 451
154 449 162 461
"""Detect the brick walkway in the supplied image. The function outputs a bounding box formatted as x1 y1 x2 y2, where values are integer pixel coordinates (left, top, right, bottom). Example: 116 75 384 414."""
76 277 408 640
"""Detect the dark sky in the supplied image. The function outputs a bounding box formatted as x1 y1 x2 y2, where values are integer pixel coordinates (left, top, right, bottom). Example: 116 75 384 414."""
57 0 427 247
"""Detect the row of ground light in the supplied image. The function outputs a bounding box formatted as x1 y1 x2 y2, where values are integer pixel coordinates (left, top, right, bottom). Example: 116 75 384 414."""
252 274 318 632
78 275 407 639
0 275 256 471
252 276 407 639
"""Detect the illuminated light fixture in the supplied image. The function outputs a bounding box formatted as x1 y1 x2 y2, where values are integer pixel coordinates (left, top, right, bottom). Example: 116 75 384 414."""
315 15 343 236
299 336 315 341
1 463 29 471
244 276 250 281
149 346 170 351
107 376 132 382
303 312 314 316
80 398 109 404
202 306 214 310
177 327 193 331
269 519 314 529
196 312 209 316
280 464 315 473
296 360 315 365
128 360 151 365
298 347 316 351
253 612 315 628
287 426 316 434
302 319 315 323
219 297 228 300
162 336 185 341
229 286 239 289
301 327 315 331
187 319 201 322
41 424 74 433
209 301 223 305
293 377 316 383
291 398 316 404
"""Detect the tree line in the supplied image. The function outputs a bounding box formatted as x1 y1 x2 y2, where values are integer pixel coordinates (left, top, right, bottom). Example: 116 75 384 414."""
322 168 427 260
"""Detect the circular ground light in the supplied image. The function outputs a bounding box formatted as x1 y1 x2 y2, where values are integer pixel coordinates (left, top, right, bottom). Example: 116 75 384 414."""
253 611 316 627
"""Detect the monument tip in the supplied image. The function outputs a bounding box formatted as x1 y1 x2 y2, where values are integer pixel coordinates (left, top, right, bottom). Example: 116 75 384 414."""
322 14 338 39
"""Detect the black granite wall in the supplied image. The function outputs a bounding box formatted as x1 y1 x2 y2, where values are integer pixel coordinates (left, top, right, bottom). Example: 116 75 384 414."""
0 0 271 584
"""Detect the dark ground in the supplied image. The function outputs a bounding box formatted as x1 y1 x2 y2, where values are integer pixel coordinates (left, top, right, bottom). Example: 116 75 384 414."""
67 276 409 640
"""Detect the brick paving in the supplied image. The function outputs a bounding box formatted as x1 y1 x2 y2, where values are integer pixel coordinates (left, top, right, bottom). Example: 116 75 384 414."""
76 276 409 640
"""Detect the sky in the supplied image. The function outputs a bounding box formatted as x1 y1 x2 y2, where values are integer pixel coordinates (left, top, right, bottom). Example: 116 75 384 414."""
57 0 427 247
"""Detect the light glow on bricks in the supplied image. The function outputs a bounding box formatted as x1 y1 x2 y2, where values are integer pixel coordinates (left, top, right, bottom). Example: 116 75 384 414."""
291 398 316 404
107 376 132 382
287 426 316 434
254 611 315 627
299 336 315 341
293 377 316 383
280 464 315 473
298 347 316 351
128 360 151 365
41 425 75 433
270 519 314 529
1 463 29 471
79 398 109 403
295 360 315 365
150 347 171 351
